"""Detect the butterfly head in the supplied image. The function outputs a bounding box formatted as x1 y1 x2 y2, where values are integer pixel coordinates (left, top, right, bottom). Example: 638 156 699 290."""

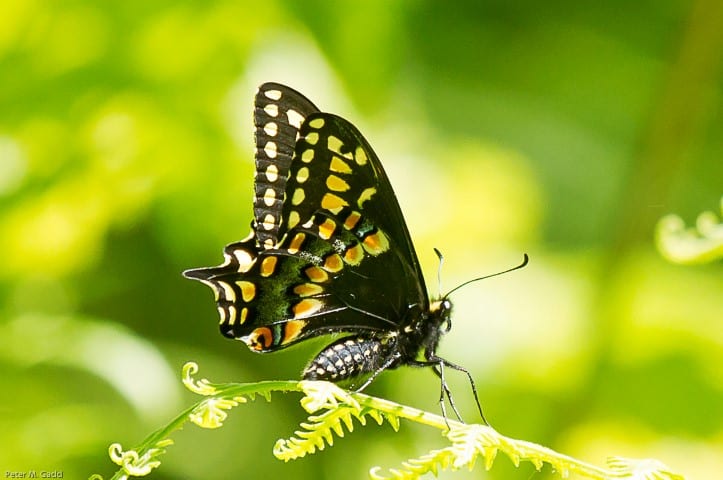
429 298 453 334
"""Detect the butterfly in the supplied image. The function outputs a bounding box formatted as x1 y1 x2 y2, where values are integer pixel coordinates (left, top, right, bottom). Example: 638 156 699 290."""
184 82 526 422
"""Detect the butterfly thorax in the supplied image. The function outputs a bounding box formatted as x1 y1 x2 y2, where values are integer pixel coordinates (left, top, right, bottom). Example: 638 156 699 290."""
401 298 452 362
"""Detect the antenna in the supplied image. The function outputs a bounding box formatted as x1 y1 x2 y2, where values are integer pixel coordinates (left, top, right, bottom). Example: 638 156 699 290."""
443 253 529 299
434 247 444 298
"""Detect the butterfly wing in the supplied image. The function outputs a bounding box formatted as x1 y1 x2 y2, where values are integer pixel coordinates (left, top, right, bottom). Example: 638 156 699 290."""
253 82 320 248
284 113 426 290
185 87 429 352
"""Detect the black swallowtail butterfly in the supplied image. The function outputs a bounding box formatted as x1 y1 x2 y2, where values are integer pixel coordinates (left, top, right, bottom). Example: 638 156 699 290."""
184 82 526 422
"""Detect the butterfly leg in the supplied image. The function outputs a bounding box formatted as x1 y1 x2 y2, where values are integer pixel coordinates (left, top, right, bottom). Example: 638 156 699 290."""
354 351 402 392
434 361 464 423
408 359 463 424
431 363 450 424
430 356 490 426
410 356 489 426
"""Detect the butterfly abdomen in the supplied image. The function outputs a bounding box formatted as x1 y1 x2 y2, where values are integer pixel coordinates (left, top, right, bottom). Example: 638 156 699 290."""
302 335 397 383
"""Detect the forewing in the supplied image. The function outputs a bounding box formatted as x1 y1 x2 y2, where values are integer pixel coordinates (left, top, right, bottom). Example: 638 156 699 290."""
282 113 428 307
253 82 319 248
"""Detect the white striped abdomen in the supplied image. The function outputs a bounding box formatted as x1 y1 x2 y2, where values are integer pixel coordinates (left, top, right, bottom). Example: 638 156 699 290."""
302 335 396 383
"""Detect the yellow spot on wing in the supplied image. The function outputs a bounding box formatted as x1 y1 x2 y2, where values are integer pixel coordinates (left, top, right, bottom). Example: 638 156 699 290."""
309 118 325 128
263 122 278 136
227 305 237 325
330 156 352 173
355 146 368 165
321 193 348 213
288 210 300 229
301 149 314 163
263 188 276 207
287 109 304 129
292 188 305 205
218 282 236 302
296 166 309 183
326 174 350 192
327 135 343 153
306 132 319 145
243 327 273 351
264 89 282 100
358 187 376 207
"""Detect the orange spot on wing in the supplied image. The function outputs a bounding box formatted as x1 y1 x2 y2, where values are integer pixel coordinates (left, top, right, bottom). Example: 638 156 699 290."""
318 218 337 239
292 299 323 318
362 230 390 255
343 211 362 230
236 281 256 302
245 327 273 351
305 266 329 283
281 319 308 345
288 233 306 254
260 256 277 277
323 254 344 273
293 283 324 297
343 243 365 265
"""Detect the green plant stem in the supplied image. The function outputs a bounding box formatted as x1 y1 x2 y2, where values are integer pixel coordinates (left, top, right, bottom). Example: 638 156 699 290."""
92 368 684 480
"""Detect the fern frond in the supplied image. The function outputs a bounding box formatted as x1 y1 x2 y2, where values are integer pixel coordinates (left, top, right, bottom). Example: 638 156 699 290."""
369 420 686 480
273 387 401 461
607 457 685 480
370 447 457 480
92 365 686 480
656 197 723 264
91 363 298 480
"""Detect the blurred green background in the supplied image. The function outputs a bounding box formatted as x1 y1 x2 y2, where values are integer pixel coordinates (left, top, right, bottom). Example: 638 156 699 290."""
1 0 721 479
